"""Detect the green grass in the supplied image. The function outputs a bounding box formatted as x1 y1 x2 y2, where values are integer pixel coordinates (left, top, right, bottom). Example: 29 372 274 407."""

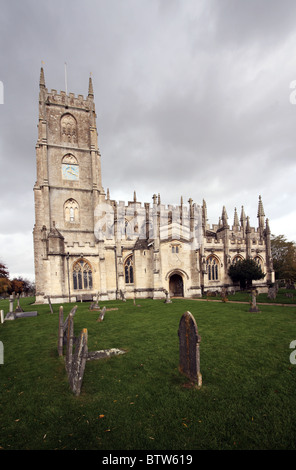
0 296 296 450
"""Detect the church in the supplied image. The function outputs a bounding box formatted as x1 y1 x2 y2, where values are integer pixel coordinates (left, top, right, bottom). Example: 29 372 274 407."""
33 68 275 304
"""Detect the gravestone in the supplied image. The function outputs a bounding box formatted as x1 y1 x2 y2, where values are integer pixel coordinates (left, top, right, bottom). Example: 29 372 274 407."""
58 306 64 356
249 289 260 312
65 311 75 374
120 290 126 302
0 310 4 324
48 296 53 314
178 311 202 388
15 294 24 313
97 306 106 322
164 289 172 303
69 328 88 396
9 295 14 313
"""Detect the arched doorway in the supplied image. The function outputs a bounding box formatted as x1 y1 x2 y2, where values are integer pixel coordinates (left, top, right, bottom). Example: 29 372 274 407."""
169 273 184 297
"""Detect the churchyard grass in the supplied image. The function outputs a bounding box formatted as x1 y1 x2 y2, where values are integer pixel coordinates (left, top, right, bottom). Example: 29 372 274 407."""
0 296 296 450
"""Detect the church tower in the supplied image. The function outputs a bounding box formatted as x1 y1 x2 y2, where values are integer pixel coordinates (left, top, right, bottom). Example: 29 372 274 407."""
33 67 105 303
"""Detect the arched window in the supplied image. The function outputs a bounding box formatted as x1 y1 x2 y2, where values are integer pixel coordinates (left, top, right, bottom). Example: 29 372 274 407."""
206 255 219 281
232 255 244 264
62 154 79 181
73 259 93 290
64 199 79 223
124 255 134 284
61 113 77 144
254 256 263 270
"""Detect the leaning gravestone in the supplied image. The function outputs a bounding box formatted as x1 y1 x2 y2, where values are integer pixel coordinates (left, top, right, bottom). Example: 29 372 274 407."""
68 328 88 396
178 311 202 388
47 296 53 314
97 306 106 322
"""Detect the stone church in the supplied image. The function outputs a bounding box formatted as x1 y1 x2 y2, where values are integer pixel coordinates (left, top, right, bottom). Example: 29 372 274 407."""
33 68 275 304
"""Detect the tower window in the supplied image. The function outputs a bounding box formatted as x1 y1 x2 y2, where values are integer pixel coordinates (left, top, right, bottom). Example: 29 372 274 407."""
64 199 79 223
124 255 134 284
73 259 93 290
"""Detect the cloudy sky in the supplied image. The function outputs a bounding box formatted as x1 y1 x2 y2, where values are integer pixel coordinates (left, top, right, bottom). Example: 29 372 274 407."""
0 0 296 281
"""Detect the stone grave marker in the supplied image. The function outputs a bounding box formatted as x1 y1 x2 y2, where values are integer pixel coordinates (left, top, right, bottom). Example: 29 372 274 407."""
58 306 64 356
120 289 126 302
97 306 106 322
0 310 4 324
15 294 24 313
164 289 172 303
249 289 260 312
47 296 53 314
178 311 202 388
69 328 88 396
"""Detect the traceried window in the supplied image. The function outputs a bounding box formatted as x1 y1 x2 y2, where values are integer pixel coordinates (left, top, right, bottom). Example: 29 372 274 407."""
124 255 134 284
206 255 219 281
64 199 79 223
61 113 77 144
254 256 263 269
73 259 93 290
62 154 79 181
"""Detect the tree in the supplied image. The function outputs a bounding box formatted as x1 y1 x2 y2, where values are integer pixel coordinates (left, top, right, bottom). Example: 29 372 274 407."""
0 277 11 296
271 234 296 281
228 258 265 290
0 261 9 279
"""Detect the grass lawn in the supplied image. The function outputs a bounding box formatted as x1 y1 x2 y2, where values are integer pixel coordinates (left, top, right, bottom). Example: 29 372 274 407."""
0 295 296 450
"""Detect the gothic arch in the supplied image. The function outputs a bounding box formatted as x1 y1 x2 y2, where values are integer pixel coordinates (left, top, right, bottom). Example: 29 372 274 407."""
206 254 220 281
124 254 134 284
254 255 264 269
165 268 189 281
72 258 93 290
60 113 77 144
232 254 244 264
64 198 79 223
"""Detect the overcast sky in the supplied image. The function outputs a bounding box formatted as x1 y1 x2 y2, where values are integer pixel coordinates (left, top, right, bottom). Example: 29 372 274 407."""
0 0 296 281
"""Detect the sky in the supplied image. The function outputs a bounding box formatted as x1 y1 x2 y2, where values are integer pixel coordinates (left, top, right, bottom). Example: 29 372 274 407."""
0 0 295 281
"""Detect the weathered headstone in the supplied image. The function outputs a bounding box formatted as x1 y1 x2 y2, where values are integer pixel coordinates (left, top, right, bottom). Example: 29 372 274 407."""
58 306 64 356
178 311 202 388
120 289 126 302
249 289 260 312
267 286 277 300
69 328 88 396
65 311 75 374
15 294 24 313
164 289 172 303
97 306 106 322
48 296 53 314
9 295 14 313
0 310 4 324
